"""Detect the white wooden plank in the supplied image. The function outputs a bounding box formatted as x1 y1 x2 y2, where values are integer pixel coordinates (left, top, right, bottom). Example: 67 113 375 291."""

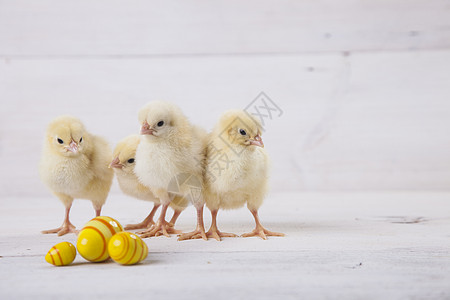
1 192 449 299
0 0 449 56
294 50 450 190
1 51 450 196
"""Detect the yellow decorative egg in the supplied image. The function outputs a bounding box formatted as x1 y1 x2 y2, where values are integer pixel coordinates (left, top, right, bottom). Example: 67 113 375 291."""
108 232 148 265
76 216 123 262
45 242 77 266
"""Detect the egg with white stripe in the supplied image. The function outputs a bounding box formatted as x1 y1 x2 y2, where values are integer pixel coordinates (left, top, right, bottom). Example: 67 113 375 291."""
76 216 123 262
45 242 77 266
108 232 148 265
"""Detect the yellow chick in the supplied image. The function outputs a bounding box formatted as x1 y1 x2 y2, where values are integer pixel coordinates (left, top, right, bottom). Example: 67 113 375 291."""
39 115 114 236
110 134 185 230
134 101 208 240
203 110 284 240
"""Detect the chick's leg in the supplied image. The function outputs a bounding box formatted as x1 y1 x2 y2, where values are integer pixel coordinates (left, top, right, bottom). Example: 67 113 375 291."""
139 203 181 238
168 209 182 227
41 204 77 236
241 209 284 240
203 210 237 241
94 205 102 217
178 205 207 241
125 203 160 230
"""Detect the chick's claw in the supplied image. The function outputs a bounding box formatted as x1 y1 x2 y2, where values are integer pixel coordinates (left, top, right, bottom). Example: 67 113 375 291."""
124 220 155 231
204 228 238 241
178 226 207 241
41 223 77 236
139 220 181 238
241 226 285 240
212 230 238 241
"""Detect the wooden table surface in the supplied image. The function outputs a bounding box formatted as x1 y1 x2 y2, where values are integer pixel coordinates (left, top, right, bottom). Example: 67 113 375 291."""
1 192 449 299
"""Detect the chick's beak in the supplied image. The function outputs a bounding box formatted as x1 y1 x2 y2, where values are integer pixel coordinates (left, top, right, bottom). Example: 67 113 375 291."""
67 140 79 153
249 135 264 148
140 121 155 135
109 157 123 169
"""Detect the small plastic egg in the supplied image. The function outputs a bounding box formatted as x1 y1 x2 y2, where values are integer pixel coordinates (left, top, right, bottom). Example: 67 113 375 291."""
45 242 76 266
108 232 148 265
76 216 123 262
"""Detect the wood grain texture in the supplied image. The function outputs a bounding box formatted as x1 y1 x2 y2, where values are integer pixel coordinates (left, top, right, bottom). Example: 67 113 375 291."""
0 1 449 196
1 51 450 196
0 192 449 299
1 3 449 299
0 0 449 56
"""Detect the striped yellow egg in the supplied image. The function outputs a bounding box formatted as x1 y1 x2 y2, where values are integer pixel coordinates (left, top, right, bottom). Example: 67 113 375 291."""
108 232 148 265
45 242 76 266
76 216 123 262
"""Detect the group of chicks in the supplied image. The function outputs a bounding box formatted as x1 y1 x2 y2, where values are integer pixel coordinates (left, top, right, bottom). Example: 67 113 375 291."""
39 101 284 241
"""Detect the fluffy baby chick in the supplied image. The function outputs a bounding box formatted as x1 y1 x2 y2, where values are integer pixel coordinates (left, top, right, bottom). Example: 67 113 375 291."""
203 110 284 240
39 115 114 236
134 101 208 240
110 134 185 230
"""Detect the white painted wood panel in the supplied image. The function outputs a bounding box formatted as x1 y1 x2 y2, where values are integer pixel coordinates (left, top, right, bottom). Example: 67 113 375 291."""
0 1 449 195
1 51 449 196
0 2 449 298
0 0 449 56
1 192 449 299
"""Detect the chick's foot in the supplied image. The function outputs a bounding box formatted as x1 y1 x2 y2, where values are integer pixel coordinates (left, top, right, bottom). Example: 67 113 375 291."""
241 225 284 240
41 222 77 236
125 204 160 230
125 221 154 231
198 210 237 241
178 206 208 241
205 228 237 241
178 224 207 241
138 219 181 238
210 228 237 241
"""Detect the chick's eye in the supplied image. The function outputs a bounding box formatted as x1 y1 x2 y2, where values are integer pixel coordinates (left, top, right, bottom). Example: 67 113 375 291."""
79 137 83 143
157 120 164 127
239 129 247 136
127 158 135 164
57 138 64 144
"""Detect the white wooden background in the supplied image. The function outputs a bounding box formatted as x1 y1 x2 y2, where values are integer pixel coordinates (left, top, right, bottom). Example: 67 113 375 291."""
1 2 450 299
1 0 450 197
